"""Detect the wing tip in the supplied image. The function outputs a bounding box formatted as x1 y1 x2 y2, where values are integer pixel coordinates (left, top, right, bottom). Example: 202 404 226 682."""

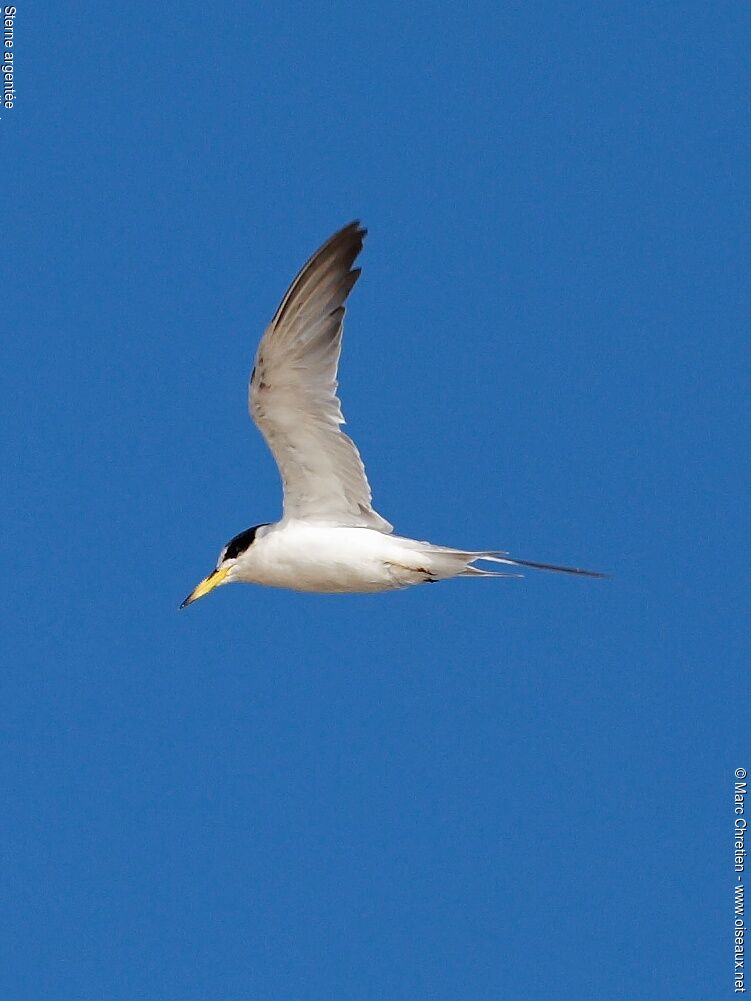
334 220 367 253
331 221 368 256
270 221 367 332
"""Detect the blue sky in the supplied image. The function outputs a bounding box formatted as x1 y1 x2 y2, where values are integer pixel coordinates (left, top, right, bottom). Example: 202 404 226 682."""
3 3 748 998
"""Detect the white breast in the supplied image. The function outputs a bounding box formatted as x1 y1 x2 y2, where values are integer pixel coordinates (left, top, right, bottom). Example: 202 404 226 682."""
233 522 428 593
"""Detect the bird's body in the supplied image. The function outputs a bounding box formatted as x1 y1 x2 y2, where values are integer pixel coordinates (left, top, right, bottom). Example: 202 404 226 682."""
227 522 515 594
181 221 602 608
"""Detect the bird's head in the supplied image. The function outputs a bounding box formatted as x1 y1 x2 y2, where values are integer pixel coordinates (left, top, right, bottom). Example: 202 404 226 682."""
180 524 268 608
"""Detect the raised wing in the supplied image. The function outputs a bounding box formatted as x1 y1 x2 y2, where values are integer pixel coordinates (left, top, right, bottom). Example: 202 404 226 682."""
249 222 392 532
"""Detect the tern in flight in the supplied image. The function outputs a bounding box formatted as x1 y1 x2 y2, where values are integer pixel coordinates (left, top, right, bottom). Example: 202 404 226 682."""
181 222 602 607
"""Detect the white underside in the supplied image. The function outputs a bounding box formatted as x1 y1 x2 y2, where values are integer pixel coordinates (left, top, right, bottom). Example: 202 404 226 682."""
224 521 509 594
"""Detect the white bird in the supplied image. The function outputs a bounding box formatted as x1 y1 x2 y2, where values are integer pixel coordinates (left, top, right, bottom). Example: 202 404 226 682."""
181 222 602 607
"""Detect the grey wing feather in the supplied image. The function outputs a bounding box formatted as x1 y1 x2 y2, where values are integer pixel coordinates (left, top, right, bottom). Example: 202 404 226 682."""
249 222 393 532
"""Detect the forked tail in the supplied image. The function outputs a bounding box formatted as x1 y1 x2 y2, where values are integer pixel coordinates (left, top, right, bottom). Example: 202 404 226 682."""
401 540 605 582
468 552 606 578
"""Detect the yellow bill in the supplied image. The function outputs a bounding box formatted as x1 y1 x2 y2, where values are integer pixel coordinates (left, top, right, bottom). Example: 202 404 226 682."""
180 566 230 608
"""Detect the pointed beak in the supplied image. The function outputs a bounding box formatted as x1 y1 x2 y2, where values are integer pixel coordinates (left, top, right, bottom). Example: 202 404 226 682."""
180 566 230 608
